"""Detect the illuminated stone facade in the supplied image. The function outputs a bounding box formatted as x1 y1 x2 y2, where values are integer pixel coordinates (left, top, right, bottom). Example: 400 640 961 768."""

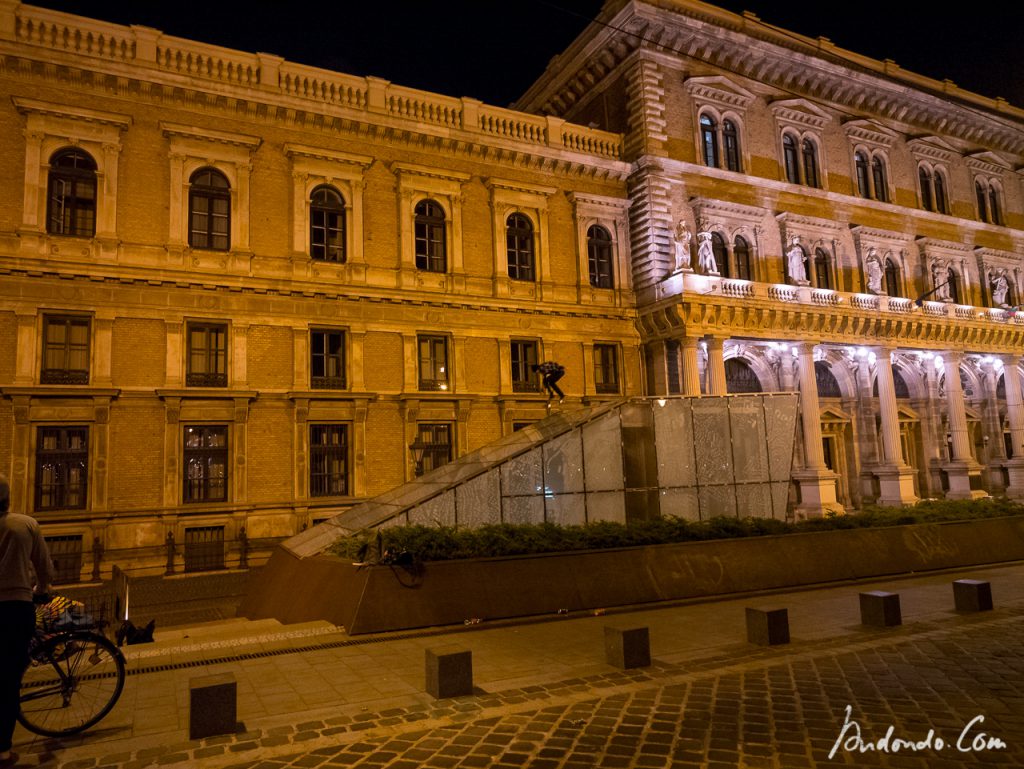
517 0 1024 516
1 0 1023 577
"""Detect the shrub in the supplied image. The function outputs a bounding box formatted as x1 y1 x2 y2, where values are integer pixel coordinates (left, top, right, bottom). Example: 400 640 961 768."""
330 498 1024 564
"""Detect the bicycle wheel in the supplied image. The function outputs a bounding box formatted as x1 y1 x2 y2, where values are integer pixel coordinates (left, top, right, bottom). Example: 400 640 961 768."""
18 630 126 737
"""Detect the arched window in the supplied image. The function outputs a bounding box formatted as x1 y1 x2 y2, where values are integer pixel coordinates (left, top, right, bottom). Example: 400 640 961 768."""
47 149 97 237
855 151 871 199
813 248 832 290
723 119 741 172
947 268 961 304
976 180 988 223
711 232 728 278
587 225 614 289
989 185 1003 226
814 361 842 398
872 366 911 399
934 171 949 215
189 168 230 250
733 236 751 281
802 138 819 188
884 258 900 297
414 199 446 272
919 167 933 211
725 358 762 393
783 133 800 184
871 156 888 202
506 213 535 281
310 186 345 262
700 114 719 168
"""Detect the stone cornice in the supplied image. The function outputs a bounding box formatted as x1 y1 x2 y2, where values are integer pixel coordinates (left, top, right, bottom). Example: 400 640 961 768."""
391 162 472 184
775 211 844 233
689 196 766 224
516 0 1024 156
568 192 630 213
916 237 973 256
283 144 374 168
485 178 559 197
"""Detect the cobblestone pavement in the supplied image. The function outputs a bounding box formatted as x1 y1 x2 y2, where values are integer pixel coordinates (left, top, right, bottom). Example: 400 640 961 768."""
36 607 1024 769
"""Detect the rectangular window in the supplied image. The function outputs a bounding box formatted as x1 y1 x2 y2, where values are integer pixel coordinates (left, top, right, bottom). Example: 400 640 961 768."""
310 329 346 389
510 340 539 393
184 526 225 572
186 322 228 387
414 423 452 476
41 316 90 385
183 425 228 503
594 344 620 394
45 534 84 584
35 427 88 511
418 335 449 391
310 424 349 497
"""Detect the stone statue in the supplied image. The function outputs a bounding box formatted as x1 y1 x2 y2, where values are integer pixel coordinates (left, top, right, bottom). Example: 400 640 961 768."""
696 231 717 274
992 269 1010 307
865 248 883 294
786 237 807 283
672 220 692 271
932 261 951 301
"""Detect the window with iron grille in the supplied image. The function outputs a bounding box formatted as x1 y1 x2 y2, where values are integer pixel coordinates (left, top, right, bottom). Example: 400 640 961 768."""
506 213 535 281
41 315 90 385
310 424 349 497
511 340 539 393
587 225 613 289
183 425 228 503
184 525 225 572
45 534 83 584
594 344 620 394
414 199 446 272
35 427 88 511
47 149 97 238
415 423 452 476
418 335 449 391
311 329 345 389
310 185 346 262
186 322 227 387
189 168 230 250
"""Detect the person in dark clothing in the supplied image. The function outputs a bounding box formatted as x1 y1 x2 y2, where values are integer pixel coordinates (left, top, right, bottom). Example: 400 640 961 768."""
0 475 54 767
532 361 566 403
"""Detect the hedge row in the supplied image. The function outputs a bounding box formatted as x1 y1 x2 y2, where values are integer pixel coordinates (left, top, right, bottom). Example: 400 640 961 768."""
330 498 1024 563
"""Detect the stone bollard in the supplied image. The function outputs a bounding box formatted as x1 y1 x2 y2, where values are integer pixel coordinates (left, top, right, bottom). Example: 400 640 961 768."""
425 645 473 698
746 607 789 646
859 591 902 627
953 579 993 612
189 673 237 740
604 626 650 669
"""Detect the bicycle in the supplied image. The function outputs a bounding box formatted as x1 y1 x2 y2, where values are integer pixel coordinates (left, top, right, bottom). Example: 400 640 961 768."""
18 597 127 737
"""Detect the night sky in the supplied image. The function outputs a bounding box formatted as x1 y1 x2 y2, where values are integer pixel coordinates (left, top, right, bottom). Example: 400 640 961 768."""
27 0 1024 109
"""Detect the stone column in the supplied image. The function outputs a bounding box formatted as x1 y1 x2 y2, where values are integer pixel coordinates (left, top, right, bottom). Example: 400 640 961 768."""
792 342 842 516
1000 356 1024 498
872 348 918 505
705 337 728 396
681 337 701 396
942 352 984 499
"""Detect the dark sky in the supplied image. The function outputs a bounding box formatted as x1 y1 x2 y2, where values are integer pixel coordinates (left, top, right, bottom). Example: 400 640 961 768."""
30 0 1024 109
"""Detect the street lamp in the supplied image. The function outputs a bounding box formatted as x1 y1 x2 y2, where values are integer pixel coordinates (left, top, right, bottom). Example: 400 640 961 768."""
409 436 429 477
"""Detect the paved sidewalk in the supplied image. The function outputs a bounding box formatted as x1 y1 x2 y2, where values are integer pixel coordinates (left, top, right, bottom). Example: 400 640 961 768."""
13 561 1024 768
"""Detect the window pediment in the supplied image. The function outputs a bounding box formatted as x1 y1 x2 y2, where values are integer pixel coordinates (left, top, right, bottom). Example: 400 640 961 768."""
684 76 755 112
965 151 1010 175
160 123 261 152
907 136 960 164
842 119 898 149
769 98 831 130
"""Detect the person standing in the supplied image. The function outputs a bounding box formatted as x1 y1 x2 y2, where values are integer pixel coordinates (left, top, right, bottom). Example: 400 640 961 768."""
0 475 54 767
532 361 566 403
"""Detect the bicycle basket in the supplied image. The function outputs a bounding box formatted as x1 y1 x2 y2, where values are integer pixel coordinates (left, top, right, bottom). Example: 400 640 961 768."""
35 595 93 631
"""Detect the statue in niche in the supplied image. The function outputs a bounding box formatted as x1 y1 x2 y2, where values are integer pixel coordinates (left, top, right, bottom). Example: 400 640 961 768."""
992 269 1010 307
865 247 883 294
672 220 692 271
696 231 717 274
931 261 952 301
786 236 807 283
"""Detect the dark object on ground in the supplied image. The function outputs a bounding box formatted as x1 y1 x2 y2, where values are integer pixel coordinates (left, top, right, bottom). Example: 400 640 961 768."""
116 619 156 646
